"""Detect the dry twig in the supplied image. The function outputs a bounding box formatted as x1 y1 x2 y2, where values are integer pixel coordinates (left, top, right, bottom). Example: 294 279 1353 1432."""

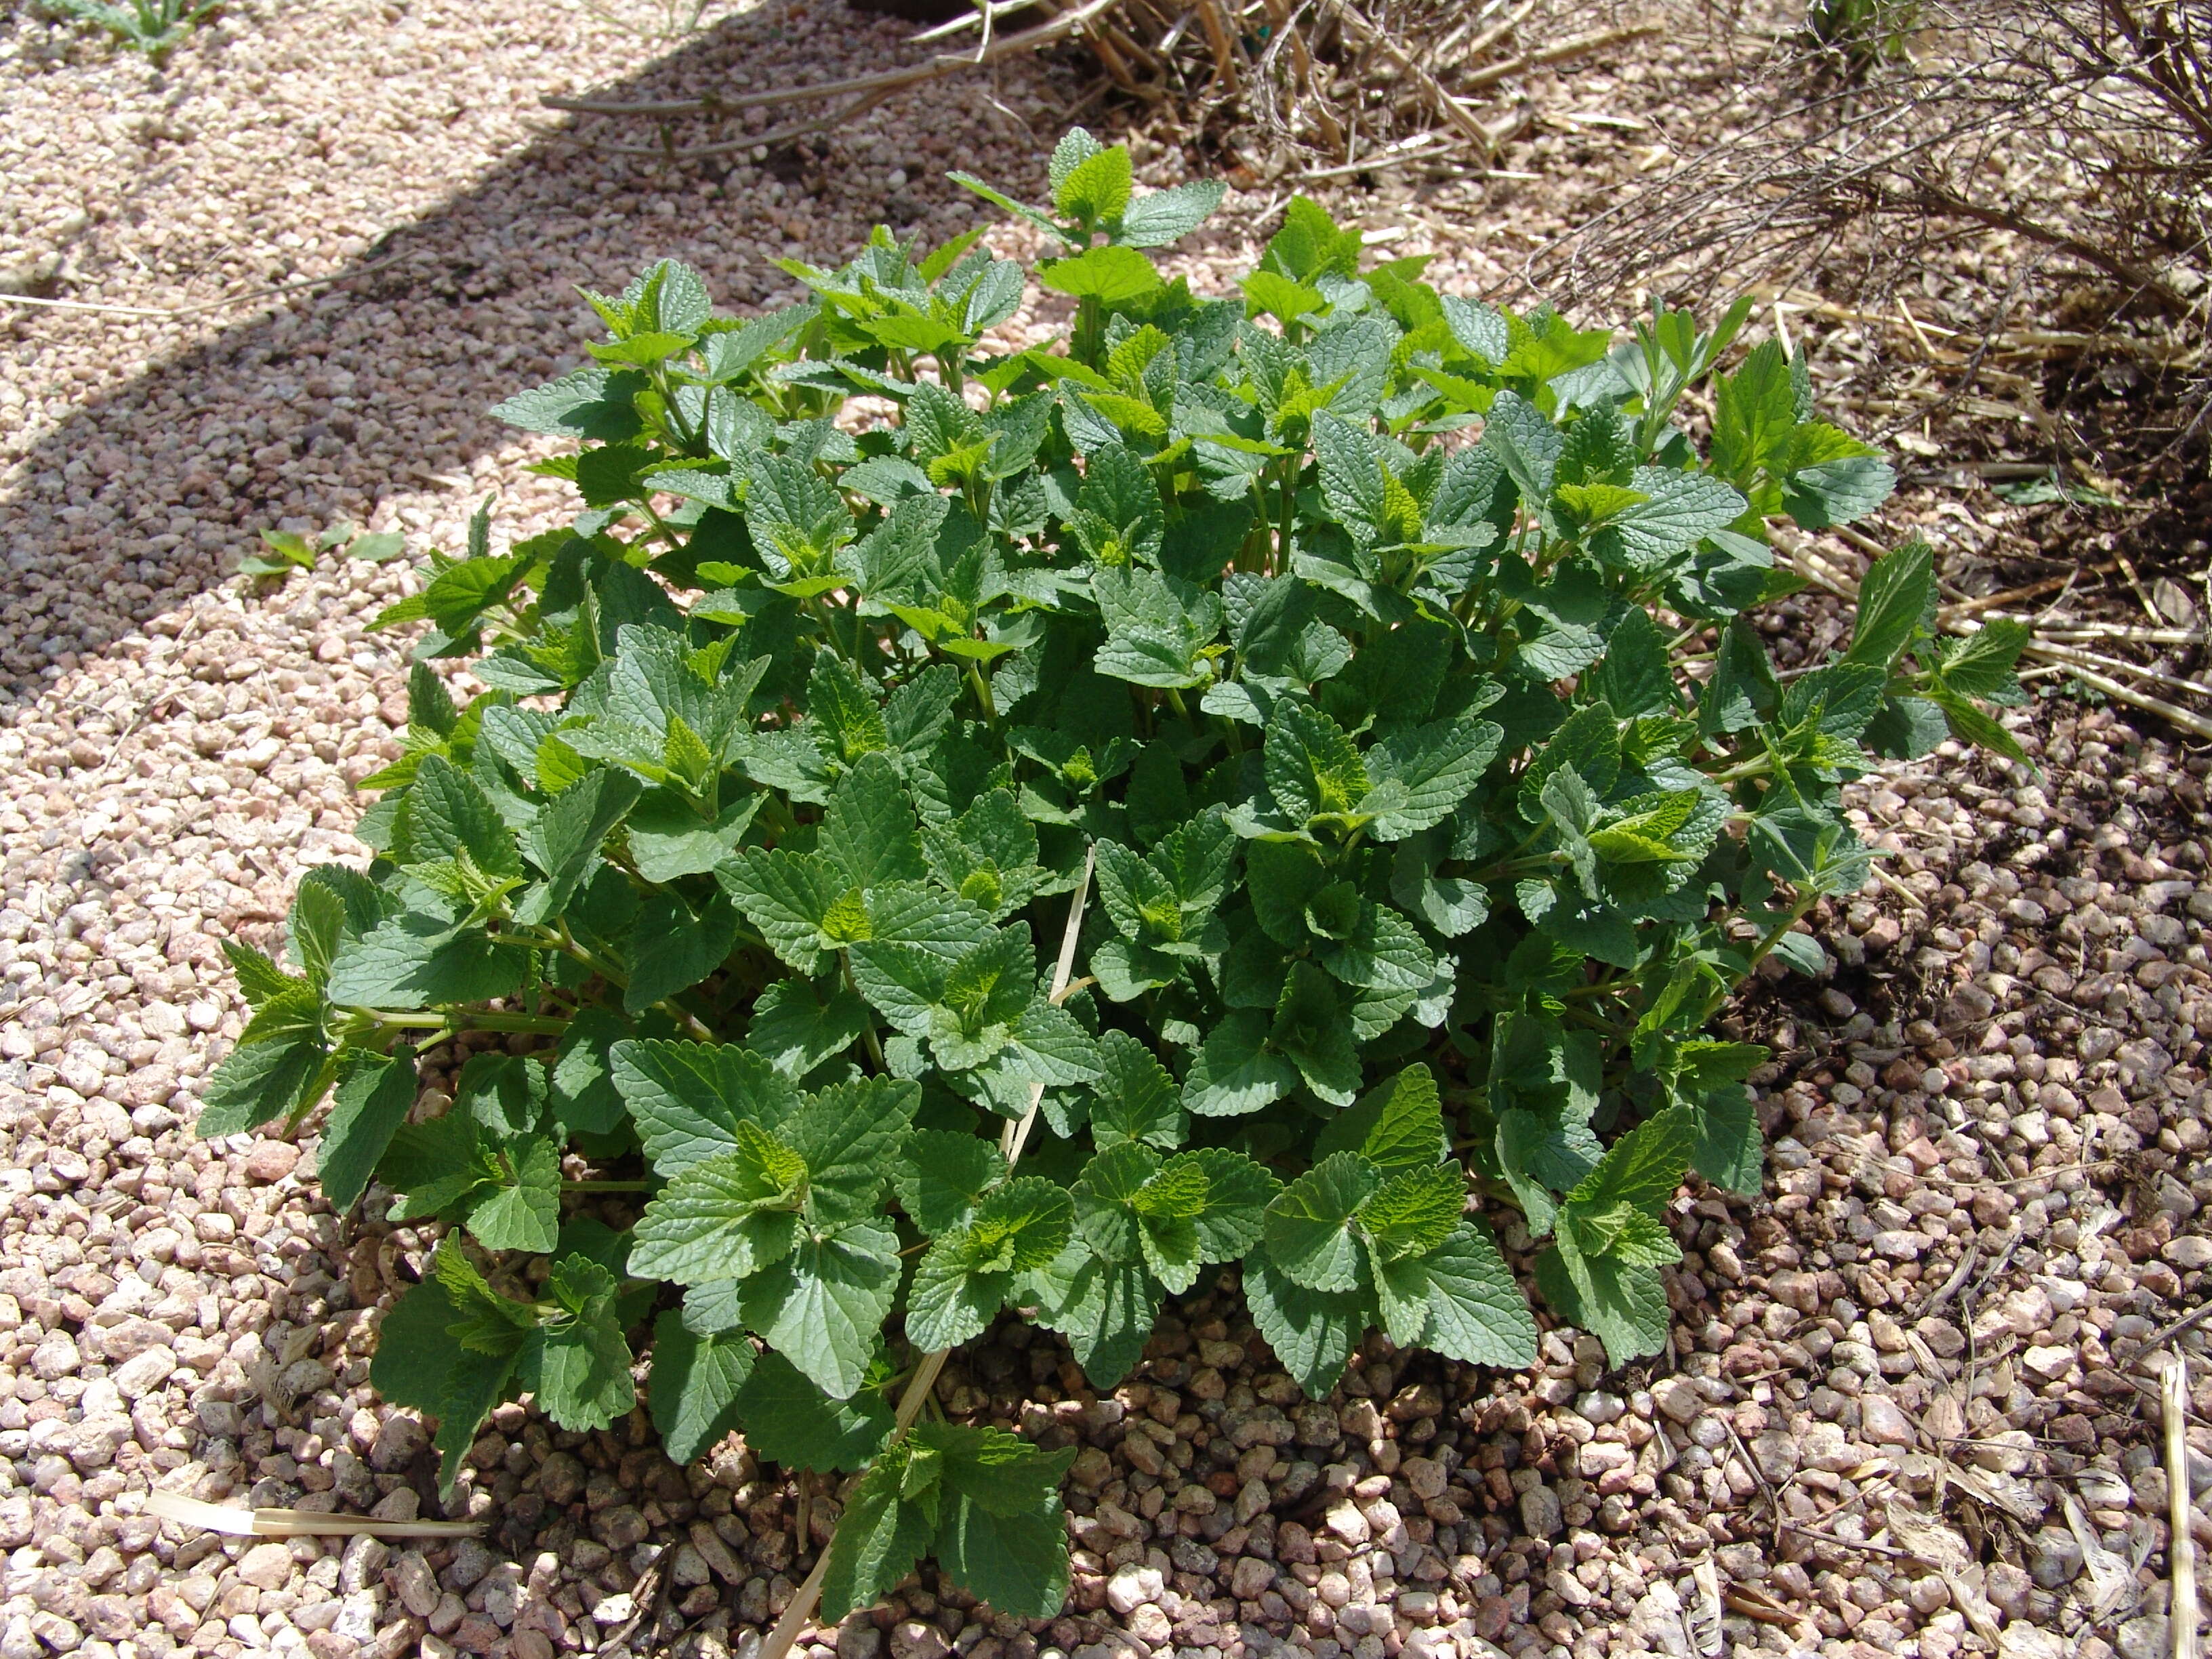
2167 1355 2200 1659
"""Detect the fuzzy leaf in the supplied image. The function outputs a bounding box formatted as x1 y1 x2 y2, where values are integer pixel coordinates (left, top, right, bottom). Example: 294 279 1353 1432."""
649 1309 753 1464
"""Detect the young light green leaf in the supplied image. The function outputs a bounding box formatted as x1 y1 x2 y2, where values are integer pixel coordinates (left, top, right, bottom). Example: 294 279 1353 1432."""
630 1122 807 1284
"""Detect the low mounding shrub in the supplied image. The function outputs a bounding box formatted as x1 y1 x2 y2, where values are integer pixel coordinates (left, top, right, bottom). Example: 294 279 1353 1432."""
206 131 2024 1629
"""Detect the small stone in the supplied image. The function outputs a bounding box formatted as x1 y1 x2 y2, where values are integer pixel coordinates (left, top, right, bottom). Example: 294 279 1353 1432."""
1651 1377 1702 1424
444 1538 493 1591
1225 1405 1296 1449
1401 1457 1446 1501
394 1552 439 1618
2025 1526 2083 1589
1984 1562 2034 1620
245 1141 302 1182
2116 1614 2171 1659
1750 1431 1801 1481
2162 1235 2212 1270
836 1622 883 1659
1104 1565 1164 1615
111 1346 177 1400
1518 1483 1563 1538
670 1544 710 1587
1324 1499 1370 1545
238 1542 297 1591
888 1620 949 1659
29 1334 79 1381
595 1506 649 1549
1860 1396 1914 1447
1229 1556 1275 1599
538 1451 586 1504
1574 1391 1626 1426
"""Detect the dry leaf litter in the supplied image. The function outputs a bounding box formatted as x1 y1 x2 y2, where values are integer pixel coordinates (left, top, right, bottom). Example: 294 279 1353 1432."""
1 3 2208 1659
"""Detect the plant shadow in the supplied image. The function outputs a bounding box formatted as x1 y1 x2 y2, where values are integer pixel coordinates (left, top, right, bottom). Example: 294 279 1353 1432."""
0 0 1087 704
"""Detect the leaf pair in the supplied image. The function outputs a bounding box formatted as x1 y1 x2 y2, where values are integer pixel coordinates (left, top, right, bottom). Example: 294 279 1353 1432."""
374 1242 635 1496
1247 1067 1536 1393
617 1046 918 1397
821 1423 1076 1622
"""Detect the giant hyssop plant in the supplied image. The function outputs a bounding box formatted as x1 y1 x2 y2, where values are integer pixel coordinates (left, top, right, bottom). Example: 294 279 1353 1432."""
205 132 2027 1633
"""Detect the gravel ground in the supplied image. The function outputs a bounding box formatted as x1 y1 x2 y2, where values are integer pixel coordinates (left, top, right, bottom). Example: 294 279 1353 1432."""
2 3 2209 1658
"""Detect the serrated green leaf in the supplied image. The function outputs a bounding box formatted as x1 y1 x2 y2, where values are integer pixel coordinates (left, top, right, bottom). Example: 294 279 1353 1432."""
819 1460 935 1624
630 1126 806 1284
325 905 529 1011
1313 1063 1446 1175
733 1348 894 1472
535 1255 636 1432
466 1135 561 1254
739 1221 901 1399
1264 1152 1380 1292
783 1075 920 1227
649 1309 753 1464
1182 1010 1298 1118
1536 1236 1671 1367
936 1488 1071 1619
316 1046 417 1210
1246 1254 1370 1399
1265 697 1368 822
1843 538 1933 670
515 767 642 925
613 1038 801 1174
369 1267 527 1500
1357 1161 1464 1260
1086 1031 1185 1150
549 1008 630 1136
1025 1242 1160 1388
1385 1218 1537 1367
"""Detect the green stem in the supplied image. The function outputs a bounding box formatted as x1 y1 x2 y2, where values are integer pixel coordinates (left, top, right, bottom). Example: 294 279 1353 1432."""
1698 895 1818 1024
965 660 998 725
562 1179 651 1194
367 1009 569 1036
1711 754 1774 786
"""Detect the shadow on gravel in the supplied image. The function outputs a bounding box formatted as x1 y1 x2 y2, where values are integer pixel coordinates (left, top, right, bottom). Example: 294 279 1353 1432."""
0 0 1080 706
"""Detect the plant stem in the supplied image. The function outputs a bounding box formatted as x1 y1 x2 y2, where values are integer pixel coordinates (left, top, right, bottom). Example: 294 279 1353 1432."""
562 1180 651 1193
759 849 1096 1659
965 660 998 725
1697 894 1818 1025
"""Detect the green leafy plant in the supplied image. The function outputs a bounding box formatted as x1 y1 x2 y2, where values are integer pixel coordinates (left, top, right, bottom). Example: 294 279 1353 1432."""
42 0 221 59
242 523 407 583
1805 0 1921 71
203 130 2025 1637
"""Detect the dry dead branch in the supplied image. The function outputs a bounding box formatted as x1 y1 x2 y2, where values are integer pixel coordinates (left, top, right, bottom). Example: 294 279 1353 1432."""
542 0 1660 180
1532 0 2211 478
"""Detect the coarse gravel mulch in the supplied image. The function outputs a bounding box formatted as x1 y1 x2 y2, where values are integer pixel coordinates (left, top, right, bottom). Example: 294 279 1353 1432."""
1 3 2209 1659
